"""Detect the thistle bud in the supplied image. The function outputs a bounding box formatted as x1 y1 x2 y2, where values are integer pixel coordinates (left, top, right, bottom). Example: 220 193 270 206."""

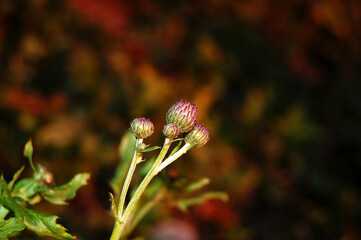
163 123 180 139
185 123 210 147
130 118 154 139
166 100 197 133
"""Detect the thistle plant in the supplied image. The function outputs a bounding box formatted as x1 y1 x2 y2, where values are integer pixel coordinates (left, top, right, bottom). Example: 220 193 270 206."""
109 100 227 240
0 140 89 239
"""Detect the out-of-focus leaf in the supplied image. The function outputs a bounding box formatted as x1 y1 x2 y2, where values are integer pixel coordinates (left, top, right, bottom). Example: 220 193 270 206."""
138 146 161 153
119 131 137 164
139 156 155 177
185 178 210 192
110 131 136 197
41 173 90 205
0 178 74 239
175 192 229 212
0 204 9 221
12 178 40 201
28 194 42 205
0 217 26 239
8 165 25 190
143 179 164 199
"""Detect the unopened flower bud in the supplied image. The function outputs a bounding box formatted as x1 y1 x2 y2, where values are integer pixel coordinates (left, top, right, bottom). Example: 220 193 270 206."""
130 118 154 139
163 123 179 139
185 123 210 147
166 100 197 133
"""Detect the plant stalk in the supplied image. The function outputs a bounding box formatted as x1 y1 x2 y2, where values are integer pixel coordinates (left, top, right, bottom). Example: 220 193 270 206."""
110 138 142 240
117 138 143 217
157 143 193 173
123 188 166 237
110 138 171 240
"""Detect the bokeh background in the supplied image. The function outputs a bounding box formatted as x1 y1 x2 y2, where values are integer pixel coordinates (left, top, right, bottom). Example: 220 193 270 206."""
1 0 361 239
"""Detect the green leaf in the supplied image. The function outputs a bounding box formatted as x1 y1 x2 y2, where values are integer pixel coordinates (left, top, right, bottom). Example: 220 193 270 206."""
23 209 74 239
0 204 9 221
110 131 136 198
0 178 74 239
0 217 26 239
138 146 161 153
143 179 164 199
41 173 90 205
12 178 40 201
119 131 137 161
23 140 33 159
8 165 25 190
138 157 155 177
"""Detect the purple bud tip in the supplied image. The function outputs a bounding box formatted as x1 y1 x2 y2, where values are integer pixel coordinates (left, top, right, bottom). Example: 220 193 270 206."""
166 100 198 133
130 117 154 139
185 123 210 147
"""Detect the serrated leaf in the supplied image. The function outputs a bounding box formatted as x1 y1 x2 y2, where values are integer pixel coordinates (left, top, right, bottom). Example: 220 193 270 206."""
23 209 74 239
12 178 40 201
138 146 161 153
110 131 136 197
0 178 74 239
41 173 90 205
8 165 25 190
0 217 26 239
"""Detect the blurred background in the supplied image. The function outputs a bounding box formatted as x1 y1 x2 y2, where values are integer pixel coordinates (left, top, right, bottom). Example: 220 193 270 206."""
1 0 361 239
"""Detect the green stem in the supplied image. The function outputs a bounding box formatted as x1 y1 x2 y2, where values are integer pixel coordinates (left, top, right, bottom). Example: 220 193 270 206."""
157 143 193 173
29 155 36 172
123 188 166 237
110 138 172 240
117 138 143 217
110 138 142 240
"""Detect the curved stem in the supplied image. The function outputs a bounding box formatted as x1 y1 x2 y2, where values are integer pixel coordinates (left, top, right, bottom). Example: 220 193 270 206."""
114 138 172 239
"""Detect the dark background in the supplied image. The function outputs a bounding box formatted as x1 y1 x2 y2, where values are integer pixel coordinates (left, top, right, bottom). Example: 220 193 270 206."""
1 0 361 239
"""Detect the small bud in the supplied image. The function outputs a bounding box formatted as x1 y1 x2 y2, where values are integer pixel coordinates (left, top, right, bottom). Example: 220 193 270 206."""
43 171 55 185
24 139 33 159
130 118 154 139
185 123 210 147
163 123 180 139
166 100 197 133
